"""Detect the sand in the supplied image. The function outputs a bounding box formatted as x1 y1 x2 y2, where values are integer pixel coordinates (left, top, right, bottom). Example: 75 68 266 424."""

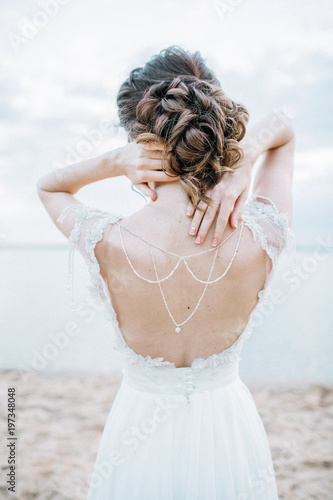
0 370 332 499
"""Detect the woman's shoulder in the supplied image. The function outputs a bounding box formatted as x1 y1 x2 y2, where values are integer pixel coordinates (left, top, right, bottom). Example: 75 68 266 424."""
60 203 124 221
57 203 125 259
243 195 290 228
242 194 294 265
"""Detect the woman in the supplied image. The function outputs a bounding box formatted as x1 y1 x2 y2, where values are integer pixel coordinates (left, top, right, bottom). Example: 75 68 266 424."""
37 46 295 499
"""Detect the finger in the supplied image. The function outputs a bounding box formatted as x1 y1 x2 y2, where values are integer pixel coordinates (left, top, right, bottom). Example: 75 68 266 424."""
137 158 163 170
195 199 220 244
140 170 180 183
141 149 164 159
188 201 207 237
230 190 247 228
186 201 194 217
134 183 157 201
211 200 234 246
140 140 166 151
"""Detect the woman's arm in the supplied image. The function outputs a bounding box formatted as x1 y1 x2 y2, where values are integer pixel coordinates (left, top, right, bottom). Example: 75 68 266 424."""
187 108 295 244
250 110 295 223
37 142 169 239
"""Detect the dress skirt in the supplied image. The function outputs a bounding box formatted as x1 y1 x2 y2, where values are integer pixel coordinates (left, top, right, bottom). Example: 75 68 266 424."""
86 359 278 500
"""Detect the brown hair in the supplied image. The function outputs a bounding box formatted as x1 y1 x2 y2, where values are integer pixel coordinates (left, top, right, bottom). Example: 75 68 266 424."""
117 46 249 208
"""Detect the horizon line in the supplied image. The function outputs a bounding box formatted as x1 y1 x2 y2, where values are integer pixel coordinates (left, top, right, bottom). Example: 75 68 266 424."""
0 243 332 253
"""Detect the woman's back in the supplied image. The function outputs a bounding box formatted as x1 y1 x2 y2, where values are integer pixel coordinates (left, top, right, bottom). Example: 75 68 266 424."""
96 189 276 368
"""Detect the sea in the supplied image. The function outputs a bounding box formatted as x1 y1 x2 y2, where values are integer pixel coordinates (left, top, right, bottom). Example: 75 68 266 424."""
1 245 332 385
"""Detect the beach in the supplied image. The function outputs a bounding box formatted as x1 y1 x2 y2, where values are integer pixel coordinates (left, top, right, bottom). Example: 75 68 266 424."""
0 369 332 499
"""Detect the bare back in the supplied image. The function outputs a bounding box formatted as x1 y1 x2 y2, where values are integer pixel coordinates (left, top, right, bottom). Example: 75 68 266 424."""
97 197 278 368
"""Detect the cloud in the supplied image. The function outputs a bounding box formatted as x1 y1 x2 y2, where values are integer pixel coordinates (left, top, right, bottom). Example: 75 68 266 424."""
1 0 332 243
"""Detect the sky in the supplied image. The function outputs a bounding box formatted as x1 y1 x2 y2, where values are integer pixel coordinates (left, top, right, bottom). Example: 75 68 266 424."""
1 0 333 246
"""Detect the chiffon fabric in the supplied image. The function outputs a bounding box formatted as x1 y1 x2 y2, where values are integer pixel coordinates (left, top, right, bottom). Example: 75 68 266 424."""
58 195 293 500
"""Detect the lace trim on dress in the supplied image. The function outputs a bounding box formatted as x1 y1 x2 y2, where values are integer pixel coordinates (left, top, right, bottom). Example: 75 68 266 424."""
111 316 253 372
241 195 295 303
242 196 289 264
57 204 123 319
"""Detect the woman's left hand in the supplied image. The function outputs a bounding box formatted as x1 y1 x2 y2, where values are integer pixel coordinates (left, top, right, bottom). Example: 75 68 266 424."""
186 158 253 246
116 140 178 201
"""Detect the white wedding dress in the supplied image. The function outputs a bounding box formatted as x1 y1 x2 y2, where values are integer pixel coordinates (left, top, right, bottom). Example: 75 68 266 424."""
58 195 293 500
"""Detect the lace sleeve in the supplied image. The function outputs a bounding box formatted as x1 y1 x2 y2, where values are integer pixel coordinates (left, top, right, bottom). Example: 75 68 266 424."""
241 195 295 302
57 204 123 316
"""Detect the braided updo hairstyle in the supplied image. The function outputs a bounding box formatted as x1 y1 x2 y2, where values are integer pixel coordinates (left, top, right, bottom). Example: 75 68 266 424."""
117 46 249 208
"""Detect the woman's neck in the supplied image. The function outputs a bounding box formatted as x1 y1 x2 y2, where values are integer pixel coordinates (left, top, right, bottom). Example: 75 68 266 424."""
148 181 190 217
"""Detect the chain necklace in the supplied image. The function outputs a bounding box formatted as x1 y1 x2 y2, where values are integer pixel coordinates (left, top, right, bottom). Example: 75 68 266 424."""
116 222 243 282
116 221 244 333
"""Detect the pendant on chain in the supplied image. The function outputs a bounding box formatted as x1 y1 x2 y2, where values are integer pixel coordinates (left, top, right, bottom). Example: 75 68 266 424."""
175 327 181 333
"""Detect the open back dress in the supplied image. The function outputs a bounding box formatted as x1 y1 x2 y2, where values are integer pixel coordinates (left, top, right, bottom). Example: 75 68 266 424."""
58 195 293 500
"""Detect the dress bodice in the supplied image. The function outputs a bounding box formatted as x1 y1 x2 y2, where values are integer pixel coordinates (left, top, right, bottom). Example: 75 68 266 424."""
57 195 294 393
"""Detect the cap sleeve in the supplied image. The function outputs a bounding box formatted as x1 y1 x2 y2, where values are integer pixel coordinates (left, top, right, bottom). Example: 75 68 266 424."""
241 195 295 302
242 195 293 264
57 204 123 317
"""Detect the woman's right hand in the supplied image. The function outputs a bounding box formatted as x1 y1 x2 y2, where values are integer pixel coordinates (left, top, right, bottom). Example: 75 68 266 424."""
114 141 177 201
185 109 295 245
186 148 255 246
